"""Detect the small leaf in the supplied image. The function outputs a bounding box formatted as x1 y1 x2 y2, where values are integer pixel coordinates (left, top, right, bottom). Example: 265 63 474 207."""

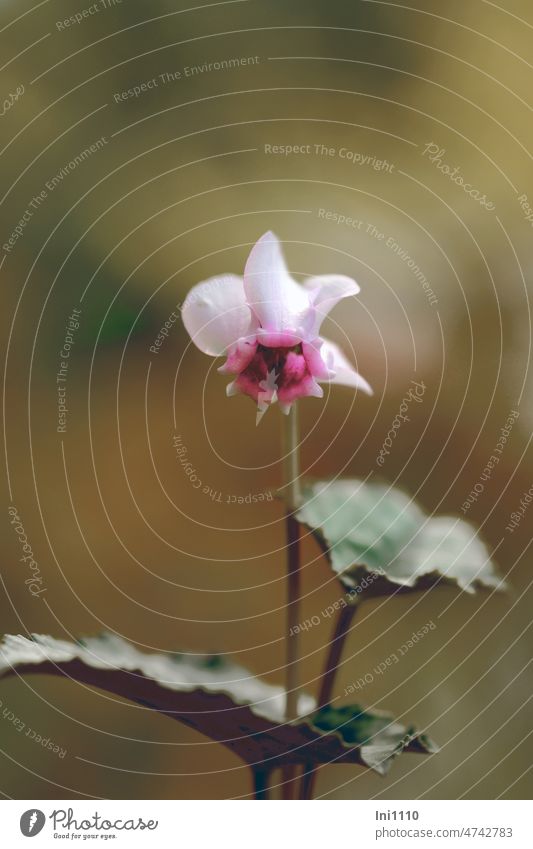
296 479 505 596
0 634 435 774
309 704 438 774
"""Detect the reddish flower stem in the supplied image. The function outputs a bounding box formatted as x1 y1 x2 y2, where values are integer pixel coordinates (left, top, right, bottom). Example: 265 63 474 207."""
280 405 302 799
251 766 270 800
281 404 301 720
300 603 358 799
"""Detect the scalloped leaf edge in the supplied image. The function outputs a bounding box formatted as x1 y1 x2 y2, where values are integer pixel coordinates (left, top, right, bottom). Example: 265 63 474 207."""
0 633 436 774
296 479 507 597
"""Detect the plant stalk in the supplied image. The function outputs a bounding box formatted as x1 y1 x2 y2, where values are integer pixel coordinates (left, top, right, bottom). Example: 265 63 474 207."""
300 603 358 799
281 403 301 721
252 767 270 800
280 404 302 799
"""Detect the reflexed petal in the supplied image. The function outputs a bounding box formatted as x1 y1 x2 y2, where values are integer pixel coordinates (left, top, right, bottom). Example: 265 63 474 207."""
304 274 360 336
182 274 255 356
320 338 373 395
243 232 312 343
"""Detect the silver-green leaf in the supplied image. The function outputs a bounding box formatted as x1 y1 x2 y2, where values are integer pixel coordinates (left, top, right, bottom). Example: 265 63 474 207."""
0 633 435 774
296 479 505 596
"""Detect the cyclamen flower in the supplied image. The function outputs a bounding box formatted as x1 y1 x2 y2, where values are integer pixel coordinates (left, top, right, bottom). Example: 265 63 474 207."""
182 232 372 414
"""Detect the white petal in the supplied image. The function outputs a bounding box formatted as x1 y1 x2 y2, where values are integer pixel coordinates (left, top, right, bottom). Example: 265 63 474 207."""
304 275 360 336
243 232 312 343
320 338 373 395
182 274 255 356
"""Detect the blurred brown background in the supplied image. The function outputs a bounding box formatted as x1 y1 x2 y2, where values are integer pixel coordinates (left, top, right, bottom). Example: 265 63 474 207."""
0 0 531 799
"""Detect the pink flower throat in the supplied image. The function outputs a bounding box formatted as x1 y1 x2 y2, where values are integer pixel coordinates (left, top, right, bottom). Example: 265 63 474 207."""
233 343 322 405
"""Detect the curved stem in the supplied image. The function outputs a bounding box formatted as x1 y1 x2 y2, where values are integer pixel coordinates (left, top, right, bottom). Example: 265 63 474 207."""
300 603 358 800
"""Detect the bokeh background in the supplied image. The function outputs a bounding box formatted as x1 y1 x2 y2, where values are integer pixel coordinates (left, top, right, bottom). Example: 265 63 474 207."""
0 0 531 800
